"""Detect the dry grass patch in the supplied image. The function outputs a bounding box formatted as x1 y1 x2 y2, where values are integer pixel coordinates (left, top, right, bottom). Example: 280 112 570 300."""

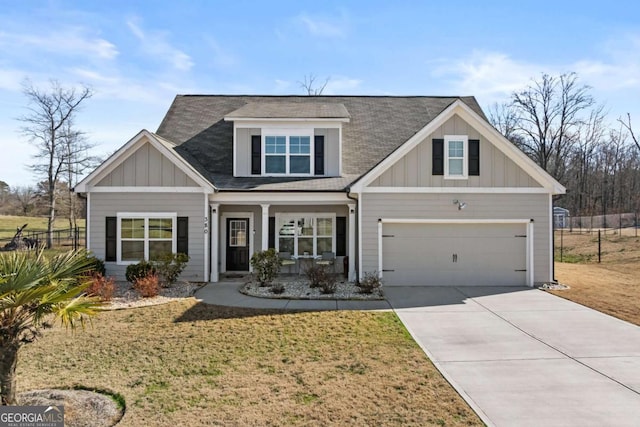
18 300 481 426
551 229 640 326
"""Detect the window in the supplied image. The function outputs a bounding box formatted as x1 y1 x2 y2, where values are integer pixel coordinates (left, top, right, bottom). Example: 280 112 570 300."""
444 135 468 179
276 214 335 256
117 214 176 263
263 132 313 175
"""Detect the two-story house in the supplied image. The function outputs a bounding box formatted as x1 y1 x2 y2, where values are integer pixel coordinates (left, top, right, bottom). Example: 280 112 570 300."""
74 95 564 286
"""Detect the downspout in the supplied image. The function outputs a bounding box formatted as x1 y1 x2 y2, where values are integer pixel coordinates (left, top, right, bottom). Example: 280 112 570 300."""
346 187 359 282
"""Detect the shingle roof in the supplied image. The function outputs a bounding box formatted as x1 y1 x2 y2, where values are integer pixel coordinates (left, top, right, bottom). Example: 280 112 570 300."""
155 95 486 191
224 102 350 119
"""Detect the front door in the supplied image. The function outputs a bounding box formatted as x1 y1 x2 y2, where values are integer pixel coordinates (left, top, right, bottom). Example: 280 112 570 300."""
226 218 249 271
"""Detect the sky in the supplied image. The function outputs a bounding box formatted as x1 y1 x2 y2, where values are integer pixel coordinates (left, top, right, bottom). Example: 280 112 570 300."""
0 0 639 189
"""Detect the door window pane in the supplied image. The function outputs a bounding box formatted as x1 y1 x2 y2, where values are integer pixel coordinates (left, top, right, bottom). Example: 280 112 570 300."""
229 220 247 247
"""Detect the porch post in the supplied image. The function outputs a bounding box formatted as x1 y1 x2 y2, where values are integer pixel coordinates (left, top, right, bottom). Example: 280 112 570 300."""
348 203 356 282
261 204 270 251
210 203 219 282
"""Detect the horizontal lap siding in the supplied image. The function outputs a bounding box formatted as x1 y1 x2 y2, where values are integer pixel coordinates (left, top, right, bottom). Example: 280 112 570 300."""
90 192 205 281
361 193 551 284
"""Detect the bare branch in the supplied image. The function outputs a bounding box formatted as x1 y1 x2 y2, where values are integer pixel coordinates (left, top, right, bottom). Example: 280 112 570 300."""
298 74 330 95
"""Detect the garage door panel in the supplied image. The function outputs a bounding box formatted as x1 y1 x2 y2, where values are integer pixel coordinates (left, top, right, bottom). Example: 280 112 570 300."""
382 223 527 287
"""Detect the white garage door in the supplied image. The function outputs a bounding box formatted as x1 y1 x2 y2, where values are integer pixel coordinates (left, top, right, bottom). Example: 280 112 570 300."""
382 223 527 286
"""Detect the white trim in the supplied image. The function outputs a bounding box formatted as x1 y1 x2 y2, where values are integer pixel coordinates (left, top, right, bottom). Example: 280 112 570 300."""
348 203 356 281
444 135 468 179
226 118 349 124
274 213 336 257
116 212 177 265
220 212 254 273
378 218 534 287
358 191 363 281
203 195 209 282
233 125 237 177
362 186 549 194
338 125 343 176
350 100 565 194
86 192 91 251
528 221 535 287
379 218 532 224
549 193 553 281
377 220 383 279
210 204 219 282
75 129 215 193
261 204 270 251
88 186 207 193
212 192 350 204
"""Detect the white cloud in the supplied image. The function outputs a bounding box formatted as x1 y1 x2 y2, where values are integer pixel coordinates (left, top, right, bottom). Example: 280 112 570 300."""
0 28 118 60
126 18 194 71
0 68 25 91
431 51 544 103
296 12 348 38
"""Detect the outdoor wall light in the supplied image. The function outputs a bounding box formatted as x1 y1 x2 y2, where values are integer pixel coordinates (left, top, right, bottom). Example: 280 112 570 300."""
453 199 467 210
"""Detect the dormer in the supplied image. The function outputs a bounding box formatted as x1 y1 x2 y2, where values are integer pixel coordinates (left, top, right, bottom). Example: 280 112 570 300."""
224 102 350 177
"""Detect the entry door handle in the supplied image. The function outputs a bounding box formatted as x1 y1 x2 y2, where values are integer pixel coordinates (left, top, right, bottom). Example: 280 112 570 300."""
453 253 458 263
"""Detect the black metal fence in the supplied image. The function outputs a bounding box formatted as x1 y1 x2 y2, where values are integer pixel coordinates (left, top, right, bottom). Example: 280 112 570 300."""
0 227 85 251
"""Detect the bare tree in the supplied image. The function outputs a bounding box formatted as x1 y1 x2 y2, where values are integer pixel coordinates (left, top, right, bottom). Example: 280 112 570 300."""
510 72 594 181
13 186 36 216
299 74 330 95
18 80 92 248
618 113 640 152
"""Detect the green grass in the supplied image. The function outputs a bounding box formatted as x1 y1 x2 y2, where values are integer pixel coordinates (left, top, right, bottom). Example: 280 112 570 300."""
0 215 85 239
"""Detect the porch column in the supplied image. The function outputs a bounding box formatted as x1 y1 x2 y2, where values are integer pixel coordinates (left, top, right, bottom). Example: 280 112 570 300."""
261 204 270 251
210 203 219 282
348 203 356 281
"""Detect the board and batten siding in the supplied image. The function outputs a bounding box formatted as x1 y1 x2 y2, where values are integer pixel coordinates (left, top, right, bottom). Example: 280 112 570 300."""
96 142 199 187
235 127 340 176
90 192 205 281
360 193 551 284
370 114 540 188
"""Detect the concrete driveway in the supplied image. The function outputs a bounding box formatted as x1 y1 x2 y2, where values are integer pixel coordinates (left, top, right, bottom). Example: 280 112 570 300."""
385 286 640 427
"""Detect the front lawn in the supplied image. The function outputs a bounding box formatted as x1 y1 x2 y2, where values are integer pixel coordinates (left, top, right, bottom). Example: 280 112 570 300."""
18 300 482 426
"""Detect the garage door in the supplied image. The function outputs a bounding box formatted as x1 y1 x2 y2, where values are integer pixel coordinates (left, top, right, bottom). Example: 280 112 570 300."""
382 223 527 286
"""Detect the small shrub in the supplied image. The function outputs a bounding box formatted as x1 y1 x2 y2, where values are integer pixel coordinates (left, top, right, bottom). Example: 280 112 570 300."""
250 249 281 286
125 261 156 284
86 255 106 276
152 252 189 287
86 272 116 301
271 283 285 294
306 265 336 293
319 275 337 294
133 274 160 298
357 271 383 294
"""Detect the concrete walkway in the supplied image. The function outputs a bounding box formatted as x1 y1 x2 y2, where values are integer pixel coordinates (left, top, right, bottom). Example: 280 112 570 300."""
196 282 640 426
385 286 640 427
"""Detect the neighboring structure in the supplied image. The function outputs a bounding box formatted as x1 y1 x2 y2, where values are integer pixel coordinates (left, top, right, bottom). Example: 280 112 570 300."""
75 95 565 287
553 207 570 229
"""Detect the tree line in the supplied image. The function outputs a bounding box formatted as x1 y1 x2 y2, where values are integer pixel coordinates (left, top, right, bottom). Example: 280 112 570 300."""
489 72 639 217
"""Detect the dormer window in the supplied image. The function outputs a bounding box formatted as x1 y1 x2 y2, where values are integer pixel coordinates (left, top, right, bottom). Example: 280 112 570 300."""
265 134 312 174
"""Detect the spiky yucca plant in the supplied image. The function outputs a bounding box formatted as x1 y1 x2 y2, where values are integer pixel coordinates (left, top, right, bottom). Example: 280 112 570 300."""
0 249 103 405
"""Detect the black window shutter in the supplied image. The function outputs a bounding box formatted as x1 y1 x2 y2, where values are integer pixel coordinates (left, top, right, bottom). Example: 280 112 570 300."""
251 135 261 175
177 217 188 255
336 216 346 257
268 217 275 249
469 139 480 176
105 217 117 261
432 139 444 175
314 135 325 175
